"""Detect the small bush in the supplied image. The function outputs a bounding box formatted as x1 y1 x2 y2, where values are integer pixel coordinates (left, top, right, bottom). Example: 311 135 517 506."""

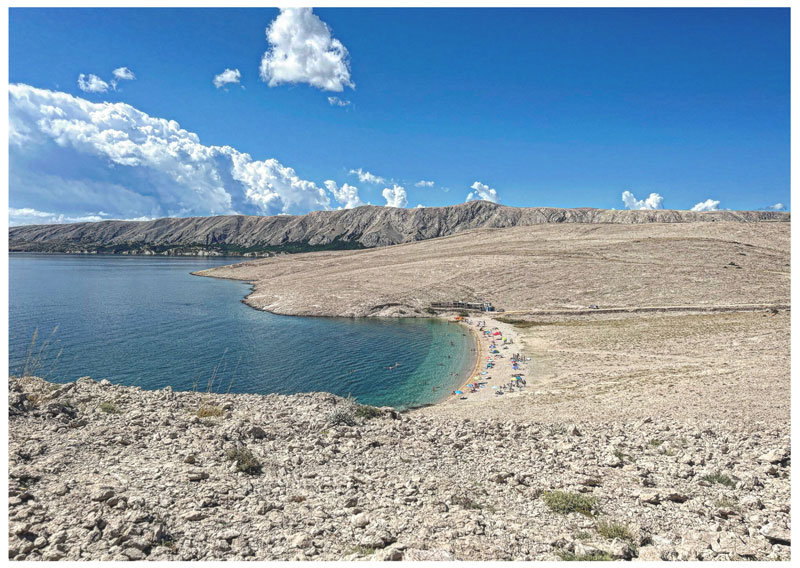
543 490 597 516
597 521 636 543
327 406 356 426
196 404 224 418
347 546 376 556
556 549 613 561
99 401 119 414
355 404 383 419
648 439 663 447
226 445 262 475
702 471 735 487
715 497 738 510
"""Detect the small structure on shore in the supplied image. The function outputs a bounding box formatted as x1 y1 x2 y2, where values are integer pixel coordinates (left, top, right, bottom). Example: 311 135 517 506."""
430 300 495 312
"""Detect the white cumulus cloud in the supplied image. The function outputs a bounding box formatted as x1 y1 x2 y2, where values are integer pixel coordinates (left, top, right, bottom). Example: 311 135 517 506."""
327 96 350 107
621 190 664 210
260 8 354 92
77 74 110 93
767 203 786 211
9 84 334 220
348 168 385 185
466 181 500 203
112 67 136 81
382 184 407 208
415 180 435 187
323 180 365 209
213 68 242 89
691 198 720 212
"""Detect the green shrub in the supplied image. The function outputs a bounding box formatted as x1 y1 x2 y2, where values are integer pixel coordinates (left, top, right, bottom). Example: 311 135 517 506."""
597 521 636 543
327 406 356 426
226 445 262 475
701 471 735 487
355 404 383 419
99 401 119 414
543 490 597 516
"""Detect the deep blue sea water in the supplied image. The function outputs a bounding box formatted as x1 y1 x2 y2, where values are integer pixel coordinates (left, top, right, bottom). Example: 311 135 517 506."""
8 254 475 409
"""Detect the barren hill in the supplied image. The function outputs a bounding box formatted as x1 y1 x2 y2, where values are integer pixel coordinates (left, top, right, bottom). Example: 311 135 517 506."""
8 201 789 255
198 221 790 318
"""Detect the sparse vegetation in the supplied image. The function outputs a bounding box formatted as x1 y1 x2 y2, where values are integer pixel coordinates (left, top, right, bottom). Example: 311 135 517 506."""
596 521 636 544
26 393 45 406
16 326 64 379
326 405 356 426
326 395 382 425
346 545 377 556
226 445 262 475
702 471 736 487
99 401 119 414
715 496 738 510
196 404 224 418
452 494 495 512
556 549 613 561
542 490 598 516
355 404 383 419
648 438 663 447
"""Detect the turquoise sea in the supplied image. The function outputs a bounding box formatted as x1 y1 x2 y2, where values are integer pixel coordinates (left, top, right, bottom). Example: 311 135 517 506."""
8 254 475 409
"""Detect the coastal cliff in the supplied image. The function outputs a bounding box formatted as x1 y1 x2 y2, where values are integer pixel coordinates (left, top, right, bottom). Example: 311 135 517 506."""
8 201 790 255
8 376 791 561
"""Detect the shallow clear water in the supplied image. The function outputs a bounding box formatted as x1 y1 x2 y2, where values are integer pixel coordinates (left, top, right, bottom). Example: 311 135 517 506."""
8 254 475 409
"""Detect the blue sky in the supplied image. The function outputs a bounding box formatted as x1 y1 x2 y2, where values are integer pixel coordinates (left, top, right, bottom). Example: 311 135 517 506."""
8 7 790 224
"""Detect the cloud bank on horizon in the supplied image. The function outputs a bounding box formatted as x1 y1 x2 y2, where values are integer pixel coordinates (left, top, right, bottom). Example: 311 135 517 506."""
8 9 787 226
9 84 335 223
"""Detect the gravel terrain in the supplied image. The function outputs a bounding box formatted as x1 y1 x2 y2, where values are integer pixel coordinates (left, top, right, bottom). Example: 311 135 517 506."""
8 376 791 561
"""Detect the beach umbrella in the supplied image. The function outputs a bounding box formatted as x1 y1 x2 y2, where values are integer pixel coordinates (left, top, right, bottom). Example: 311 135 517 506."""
454 390 463 395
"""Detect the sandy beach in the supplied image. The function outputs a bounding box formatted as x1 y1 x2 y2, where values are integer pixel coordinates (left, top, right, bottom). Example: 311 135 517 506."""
443 316 530 406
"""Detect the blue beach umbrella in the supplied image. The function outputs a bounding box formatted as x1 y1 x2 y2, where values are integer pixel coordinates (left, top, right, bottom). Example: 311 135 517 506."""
454 390 463 395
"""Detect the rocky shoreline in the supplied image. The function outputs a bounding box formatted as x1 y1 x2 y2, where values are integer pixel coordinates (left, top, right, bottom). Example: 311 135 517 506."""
8 375 791 561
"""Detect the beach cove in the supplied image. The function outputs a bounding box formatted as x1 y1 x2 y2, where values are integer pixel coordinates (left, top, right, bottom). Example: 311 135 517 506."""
9 254 477 409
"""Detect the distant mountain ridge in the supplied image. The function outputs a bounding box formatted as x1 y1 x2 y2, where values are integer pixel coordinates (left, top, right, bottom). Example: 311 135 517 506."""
8 201 790 255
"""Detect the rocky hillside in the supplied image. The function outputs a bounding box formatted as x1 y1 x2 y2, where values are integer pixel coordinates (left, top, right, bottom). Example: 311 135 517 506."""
8 201 790 255
8 376 791 561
